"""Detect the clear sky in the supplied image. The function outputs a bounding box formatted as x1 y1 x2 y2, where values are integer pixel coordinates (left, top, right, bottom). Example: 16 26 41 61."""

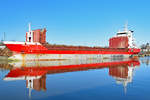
0 0 149 47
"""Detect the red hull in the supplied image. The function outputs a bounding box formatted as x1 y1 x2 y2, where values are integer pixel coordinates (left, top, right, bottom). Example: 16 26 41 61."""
5 43 140 55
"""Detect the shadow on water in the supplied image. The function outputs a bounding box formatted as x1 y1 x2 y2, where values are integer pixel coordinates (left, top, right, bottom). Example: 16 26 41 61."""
0 58 143 100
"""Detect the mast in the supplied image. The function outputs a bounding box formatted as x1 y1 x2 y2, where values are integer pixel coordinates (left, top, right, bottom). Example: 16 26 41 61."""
29 23 31 33
26 23 33 42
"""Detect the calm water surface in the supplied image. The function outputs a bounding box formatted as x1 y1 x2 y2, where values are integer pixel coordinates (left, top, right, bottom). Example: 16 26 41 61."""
0 57 150 100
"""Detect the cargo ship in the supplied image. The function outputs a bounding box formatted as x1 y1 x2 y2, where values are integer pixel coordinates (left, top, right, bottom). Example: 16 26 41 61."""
0 23 140 60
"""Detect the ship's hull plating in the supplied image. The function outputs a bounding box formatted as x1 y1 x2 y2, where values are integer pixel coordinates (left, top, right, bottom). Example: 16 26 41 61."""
0 56 8 60
3 41 140 61
8 53 131 61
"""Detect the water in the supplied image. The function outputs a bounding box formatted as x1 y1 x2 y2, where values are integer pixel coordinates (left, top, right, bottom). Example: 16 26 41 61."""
0 57 150 100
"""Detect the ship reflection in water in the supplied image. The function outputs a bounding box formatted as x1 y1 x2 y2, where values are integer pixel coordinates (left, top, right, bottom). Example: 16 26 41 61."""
0 58 140 98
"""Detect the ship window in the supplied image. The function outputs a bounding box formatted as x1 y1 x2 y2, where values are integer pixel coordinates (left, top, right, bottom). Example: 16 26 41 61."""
117 33 126 35
29 37 31 42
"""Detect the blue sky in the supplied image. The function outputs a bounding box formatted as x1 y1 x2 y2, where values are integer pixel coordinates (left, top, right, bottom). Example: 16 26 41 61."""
0 0 149 47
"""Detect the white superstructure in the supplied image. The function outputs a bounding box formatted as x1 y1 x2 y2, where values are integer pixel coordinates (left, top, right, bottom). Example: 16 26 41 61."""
116 23 136 48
